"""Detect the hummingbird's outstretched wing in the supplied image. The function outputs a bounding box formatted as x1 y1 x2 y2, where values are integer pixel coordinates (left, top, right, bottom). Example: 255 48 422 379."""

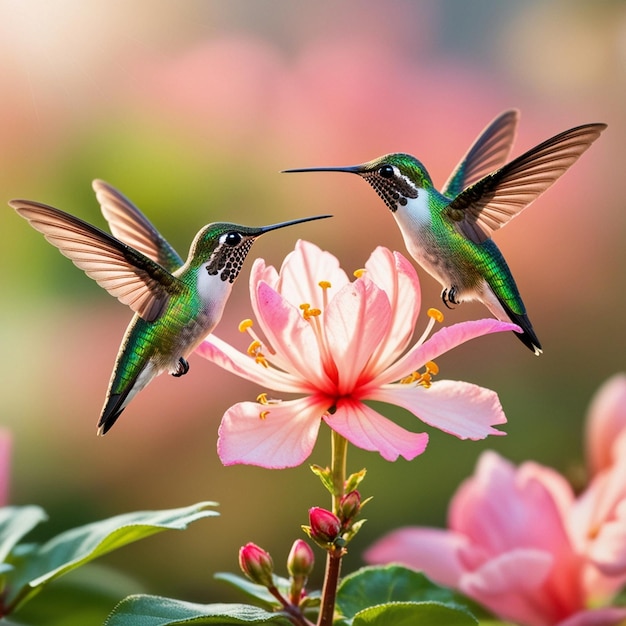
92 179 184 272
442 109 519 198
10 200 187 322
444 122 607 244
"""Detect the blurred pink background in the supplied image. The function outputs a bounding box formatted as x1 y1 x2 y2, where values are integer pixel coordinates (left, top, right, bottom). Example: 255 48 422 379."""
0 0 624 604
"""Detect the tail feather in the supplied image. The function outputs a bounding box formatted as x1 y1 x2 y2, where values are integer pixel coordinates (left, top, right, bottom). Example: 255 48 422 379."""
97 390 132 435
497 297 542 356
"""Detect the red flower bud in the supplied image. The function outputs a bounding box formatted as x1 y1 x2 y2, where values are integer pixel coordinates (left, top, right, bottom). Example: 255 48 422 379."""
339 490 361 524
309 507 341 543
287 539 315 578
238 542 274 588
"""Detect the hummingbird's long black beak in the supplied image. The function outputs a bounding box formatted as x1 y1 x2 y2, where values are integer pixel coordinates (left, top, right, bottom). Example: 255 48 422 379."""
281 165 363 174
258 213 332 235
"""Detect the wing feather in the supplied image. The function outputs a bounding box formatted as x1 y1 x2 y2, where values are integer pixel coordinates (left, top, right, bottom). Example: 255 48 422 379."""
10 200 186 322
442 110 519 198
444 123 607 243
92 179 184 272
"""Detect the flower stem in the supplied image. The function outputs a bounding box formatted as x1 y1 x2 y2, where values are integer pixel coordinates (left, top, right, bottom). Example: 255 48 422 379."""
317 431 348 626
330 431 348 514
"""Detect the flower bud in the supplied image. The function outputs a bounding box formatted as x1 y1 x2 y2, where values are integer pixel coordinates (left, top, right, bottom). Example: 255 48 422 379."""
287 539 315 578
309 507 342 543
238 542 274 588
339 490 361 525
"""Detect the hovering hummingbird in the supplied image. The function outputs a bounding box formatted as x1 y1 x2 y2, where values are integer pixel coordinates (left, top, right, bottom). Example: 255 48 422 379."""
283 110 607 355
11 180 331 434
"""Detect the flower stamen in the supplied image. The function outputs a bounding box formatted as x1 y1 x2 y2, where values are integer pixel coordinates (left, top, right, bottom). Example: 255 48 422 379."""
319 280 331 310
400 360 439 388
247 340 268 368
353 268 366 278
259 410 270 420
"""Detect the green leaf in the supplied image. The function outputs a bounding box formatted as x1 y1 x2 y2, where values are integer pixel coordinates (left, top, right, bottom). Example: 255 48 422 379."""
214 573 289 610
214 573 320 612
352 601 478 626
344 469 367 493
0 506 47 563
309 465 335 495
336 565 471 619
9 563 144 626
5 502 218 612
105 596 294 626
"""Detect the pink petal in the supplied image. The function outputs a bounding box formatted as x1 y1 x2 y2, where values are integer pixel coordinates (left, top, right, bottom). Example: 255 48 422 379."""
196 334 305 393
254 282 332 391
451 453 575 564
217 396 325 468
324 399 428 461
458 549 556 626
364 527 467 588
378 319 520 386
323 279 391 394
361 248 421 367
369 380 506 440
585 374 626 476
0 430 10 506
558 608 626 626
269 240 349 310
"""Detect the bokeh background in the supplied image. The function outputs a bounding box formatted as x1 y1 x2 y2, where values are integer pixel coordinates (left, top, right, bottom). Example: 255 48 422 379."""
0 0 624 614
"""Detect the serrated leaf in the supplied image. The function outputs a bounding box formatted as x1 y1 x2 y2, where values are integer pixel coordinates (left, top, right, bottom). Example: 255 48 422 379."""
352 601 478 626
0 506 47 563
104 596 294 626
5 502 218 612
336 565 468 619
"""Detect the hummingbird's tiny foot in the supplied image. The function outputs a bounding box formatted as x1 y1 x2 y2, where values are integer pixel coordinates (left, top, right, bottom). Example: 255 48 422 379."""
172 357 190 377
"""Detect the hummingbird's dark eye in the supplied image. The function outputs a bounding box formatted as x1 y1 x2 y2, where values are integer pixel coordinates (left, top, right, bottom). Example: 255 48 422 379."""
223 232 242 246
379 164 394 178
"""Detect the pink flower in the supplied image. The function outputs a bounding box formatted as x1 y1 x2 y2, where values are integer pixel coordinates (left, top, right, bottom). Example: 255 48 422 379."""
585 374 626 476
197 240 516 468
365 449 626 626
0 430 11 506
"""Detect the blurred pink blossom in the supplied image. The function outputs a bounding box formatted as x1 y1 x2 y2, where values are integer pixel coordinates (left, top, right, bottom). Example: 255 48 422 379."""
585 373 626 476
365 407 626 626
197 240 516 468
0 430 10 506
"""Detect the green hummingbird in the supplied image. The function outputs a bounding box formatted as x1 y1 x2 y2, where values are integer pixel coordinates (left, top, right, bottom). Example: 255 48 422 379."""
11 180 331 434
283 110 607 355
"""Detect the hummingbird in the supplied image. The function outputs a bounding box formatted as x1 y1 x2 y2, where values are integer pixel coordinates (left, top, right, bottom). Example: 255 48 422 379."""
283 110 607 355
11 180 331 434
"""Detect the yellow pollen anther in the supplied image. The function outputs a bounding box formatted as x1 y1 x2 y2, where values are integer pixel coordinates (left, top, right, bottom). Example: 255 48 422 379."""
304 307 321 319
319 280 331 289
259 410 270 420
255 355 269 368
247 340 262 356
353 268 366 278
400 361 440 387
238 319 254 333
427 308 444 323
257 393 269 405
425 360 439 375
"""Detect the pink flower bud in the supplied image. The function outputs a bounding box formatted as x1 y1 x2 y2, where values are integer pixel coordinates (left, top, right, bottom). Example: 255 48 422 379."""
309 507 341 543
287 539 315 578
238 542 274 588
339 490 361 524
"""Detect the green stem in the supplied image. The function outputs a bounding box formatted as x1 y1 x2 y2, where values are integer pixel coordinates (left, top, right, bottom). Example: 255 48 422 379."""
330 431 348 514
317 431 348 626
